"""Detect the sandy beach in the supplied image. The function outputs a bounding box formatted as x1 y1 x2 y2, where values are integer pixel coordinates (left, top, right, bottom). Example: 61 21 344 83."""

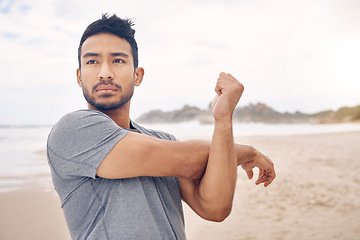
1 131 360 240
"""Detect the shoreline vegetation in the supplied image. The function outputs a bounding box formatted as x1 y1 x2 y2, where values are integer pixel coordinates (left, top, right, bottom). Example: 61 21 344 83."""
1 103 359 128
136 103 360 124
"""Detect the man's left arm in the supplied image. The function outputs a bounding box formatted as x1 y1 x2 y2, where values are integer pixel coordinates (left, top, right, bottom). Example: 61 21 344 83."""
179 72 240 222
179 73 275 222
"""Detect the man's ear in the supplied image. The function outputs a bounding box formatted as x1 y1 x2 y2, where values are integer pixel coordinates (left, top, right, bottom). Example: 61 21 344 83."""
76 68 82 87
134 67 144 86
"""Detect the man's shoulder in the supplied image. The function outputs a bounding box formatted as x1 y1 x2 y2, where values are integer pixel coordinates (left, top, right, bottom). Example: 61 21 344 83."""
48 109 119 144
58 109 109 123
52 110 110 130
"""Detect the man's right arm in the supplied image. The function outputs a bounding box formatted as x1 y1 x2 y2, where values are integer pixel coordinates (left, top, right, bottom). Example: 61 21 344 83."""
96 132 210 179
96 132 274 185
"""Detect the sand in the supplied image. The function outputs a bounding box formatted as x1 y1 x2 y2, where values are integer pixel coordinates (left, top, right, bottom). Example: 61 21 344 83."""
185 131 360 240
1 131 359 240
0 175 71 240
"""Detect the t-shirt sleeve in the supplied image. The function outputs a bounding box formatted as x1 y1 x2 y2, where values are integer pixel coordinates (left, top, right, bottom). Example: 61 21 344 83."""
47 110 128 179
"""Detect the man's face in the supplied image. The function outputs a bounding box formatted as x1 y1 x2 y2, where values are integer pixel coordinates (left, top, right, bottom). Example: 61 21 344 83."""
77 33 142 111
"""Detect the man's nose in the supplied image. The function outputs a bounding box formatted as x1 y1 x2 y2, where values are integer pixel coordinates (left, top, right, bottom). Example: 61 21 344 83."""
98 63 114 80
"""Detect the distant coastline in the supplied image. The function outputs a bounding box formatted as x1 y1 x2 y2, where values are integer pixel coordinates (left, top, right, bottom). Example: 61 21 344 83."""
136 103 360 124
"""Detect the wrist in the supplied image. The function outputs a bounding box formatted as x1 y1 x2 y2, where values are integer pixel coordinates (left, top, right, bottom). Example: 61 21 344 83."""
236 145 257 165
214 118 233 128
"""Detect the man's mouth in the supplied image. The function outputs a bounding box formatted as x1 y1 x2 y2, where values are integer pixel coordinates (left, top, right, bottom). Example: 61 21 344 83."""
95 85 118 93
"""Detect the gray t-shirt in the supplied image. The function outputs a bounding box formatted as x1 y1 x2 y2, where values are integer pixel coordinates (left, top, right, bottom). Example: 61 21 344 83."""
47 110 186 240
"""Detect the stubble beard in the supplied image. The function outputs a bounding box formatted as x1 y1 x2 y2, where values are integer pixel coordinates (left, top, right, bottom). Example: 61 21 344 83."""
82 81 135 111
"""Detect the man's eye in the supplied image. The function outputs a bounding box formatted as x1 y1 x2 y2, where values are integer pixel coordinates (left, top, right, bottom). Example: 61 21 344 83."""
86 60 97 64
114 59 124 64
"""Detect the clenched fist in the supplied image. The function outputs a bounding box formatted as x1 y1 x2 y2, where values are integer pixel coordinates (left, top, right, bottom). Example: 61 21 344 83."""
212 73 244 122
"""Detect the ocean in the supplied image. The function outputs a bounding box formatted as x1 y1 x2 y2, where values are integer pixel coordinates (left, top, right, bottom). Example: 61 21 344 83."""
1 122 360 193
141 121 360 140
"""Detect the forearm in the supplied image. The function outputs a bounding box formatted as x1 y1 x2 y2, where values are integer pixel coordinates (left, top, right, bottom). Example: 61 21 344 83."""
182 140 252 178
234 143 257 166
196 120 237 220
182 142 257 179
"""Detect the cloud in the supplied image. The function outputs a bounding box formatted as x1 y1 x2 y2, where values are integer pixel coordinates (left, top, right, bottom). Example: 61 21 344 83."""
0 0 360 124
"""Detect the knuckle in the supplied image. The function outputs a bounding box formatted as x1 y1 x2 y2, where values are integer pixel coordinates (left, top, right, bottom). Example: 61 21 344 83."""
234 82 244 93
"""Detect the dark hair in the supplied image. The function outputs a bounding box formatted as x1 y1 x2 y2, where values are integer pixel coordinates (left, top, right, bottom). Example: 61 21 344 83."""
78 13 138 69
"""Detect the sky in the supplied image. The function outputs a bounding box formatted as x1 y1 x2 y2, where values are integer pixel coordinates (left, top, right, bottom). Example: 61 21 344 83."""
0 0 359 125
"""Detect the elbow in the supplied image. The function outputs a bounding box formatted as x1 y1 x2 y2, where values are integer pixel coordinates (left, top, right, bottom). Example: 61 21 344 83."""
209 211 231 223
215 205 232 222
202 204 233 222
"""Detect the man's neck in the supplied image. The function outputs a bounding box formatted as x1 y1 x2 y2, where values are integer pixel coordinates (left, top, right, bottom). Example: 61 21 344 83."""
88 103 131 128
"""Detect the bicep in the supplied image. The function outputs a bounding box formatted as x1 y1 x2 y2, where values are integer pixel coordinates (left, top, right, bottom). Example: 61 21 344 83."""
96 131 185 179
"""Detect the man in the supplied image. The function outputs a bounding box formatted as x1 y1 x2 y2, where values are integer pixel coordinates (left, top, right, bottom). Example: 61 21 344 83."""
47 14 275 240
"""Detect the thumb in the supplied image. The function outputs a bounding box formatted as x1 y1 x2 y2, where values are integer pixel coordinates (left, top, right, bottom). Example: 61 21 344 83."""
212 95 219 110
246 170 254 180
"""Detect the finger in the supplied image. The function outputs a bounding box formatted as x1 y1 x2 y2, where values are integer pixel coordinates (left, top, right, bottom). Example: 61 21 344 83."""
258 169 264 179
219 72 234 79
264 181 271 187
246 170 253 180
255 171 263 185
212 95 219 109
215 75 225 96
255 174 268 185
264 177 273 187
264 171 276 187
257 170 276 187
214 85 222 96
